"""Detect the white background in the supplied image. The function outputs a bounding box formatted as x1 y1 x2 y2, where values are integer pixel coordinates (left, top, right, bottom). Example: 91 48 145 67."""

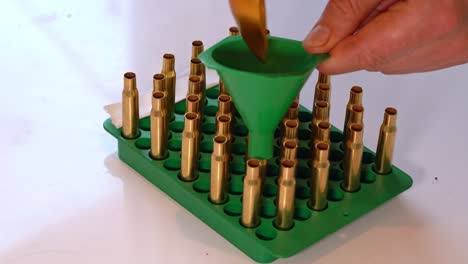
1 0 467 263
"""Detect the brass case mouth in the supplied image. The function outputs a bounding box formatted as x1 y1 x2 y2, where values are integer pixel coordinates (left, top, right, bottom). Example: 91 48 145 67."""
192 40 204 58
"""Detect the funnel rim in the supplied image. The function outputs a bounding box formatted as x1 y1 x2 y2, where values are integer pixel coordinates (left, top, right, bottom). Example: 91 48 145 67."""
199 36 329 78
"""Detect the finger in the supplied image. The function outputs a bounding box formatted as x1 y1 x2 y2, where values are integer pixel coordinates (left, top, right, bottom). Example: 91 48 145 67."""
358 0 400 29
316 1 443 74
303 0 383 54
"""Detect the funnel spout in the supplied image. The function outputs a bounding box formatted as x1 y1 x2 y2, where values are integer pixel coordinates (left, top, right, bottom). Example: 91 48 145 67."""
248 129 275 159
199 35 328 159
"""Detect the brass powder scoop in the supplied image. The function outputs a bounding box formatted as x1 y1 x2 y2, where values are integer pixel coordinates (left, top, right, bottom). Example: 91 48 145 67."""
229 0 268 61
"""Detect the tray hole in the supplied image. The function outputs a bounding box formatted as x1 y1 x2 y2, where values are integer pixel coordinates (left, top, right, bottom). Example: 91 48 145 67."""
201 123 216 134
174 102 186 115
328 187 344 201
163 159 181 171
233 125 248 137
230 162 246 175
200 141 213 153
263 184 278 197
224 202 242 216
298 111 312 122
339 142 345 151
330 149 344 162
198 160 211 172
139 117 150 131
256 226 277 241
329 167 343 181
204 105 218 116
361 170 376 183
261 203 276 218
135 138 151 150
266 164 279 177
296 185 310 199
298 128 311 140
297 147 310 159
362 151 375 164
170 121 184 133
294 206 311 221
168 139 182 151
206 87 220 99
229 181 243 195
232 143 246 155
297 165 310 179
330 131 343 143
193 179 210 193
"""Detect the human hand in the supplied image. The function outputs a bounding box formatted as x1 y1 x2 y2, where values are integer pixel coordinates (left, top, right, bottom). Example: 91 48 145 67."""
303 0 468 74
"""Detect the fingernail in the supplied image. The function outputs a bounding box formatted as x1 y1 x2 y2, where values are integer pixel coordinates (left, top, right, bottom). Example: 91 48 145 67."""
304 25 330 48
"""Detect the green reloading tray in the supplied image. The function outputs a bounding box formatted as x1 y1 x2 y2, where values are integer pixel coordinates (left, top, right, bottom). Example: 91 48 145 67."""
103 86 413 263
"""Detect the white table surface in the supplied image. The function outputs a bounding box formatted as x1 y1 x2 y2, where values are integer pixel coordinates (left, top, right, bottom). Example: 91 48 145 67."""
1 1 467 263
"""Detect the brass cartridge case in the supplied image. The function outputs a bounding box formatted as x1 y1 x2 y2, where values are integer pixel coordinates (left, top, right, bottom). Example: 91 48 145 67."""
229 26 240 36
374 107 397 174
313 121 331 145
275 160 297 230
281 140 298 162
122 72 140 139
293 95 300 105
180 112 200 182
188 75 202 95
219 80 229 96
190 58 206 103
217 95 232 119
186 94 201 115
344 104 364 143
311 121 331 160
152 73 165 93
342 124 364 192
259 159 268 178
309 142 330 211
282 119 299 144
190 58 206 99
343 86 363 132
283 101 299 121
313 73 330 105
314 84 331 104
150 91 168 160
318 72 330 85
187 75 203 121
210 135 230 204
311 101 329 140
161 54 176 121
191 40 204 58
216 115 232 143
241 159 263 228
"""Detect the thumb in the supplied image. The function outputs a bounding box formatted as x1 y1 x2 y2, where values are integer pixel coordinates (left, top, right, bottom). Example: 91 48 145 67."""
303 0 382 54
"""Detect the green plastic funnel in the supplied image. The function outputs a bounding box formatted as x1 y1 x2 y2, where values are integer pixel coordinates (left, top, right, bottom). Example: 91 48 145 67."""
199 35 329 159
